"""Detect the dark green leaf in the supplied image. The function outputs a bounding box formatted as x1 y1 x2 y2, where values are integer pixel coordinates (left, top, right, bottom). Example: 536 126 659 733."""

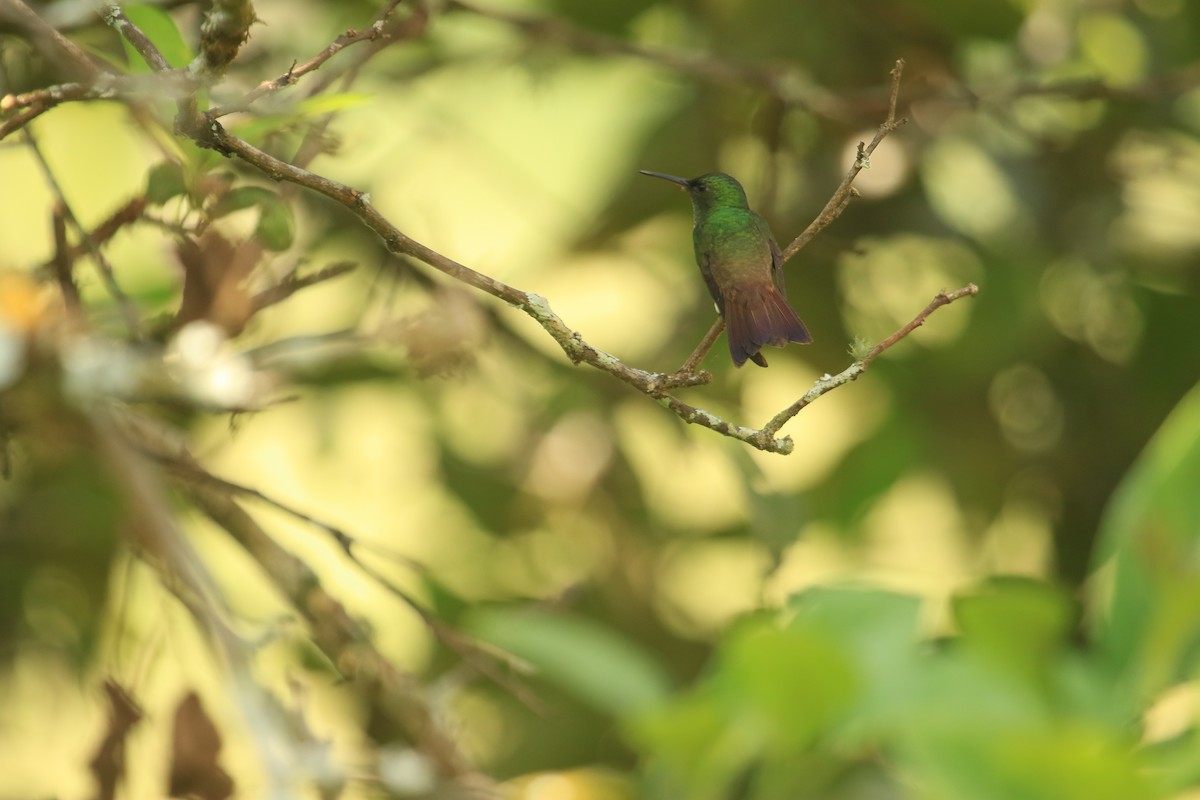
210 186 278 219
146 161 187 205
255 196 295 251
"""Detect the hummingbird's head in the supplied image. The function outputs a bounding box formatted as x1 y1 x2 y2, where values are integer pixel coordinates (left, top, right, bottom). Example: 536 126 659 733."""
640 170 750 215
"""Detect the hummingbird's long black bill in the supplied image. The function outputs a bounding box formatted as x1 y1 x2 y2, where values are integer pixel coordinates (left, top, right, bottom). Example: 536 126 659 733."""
639 170 691 188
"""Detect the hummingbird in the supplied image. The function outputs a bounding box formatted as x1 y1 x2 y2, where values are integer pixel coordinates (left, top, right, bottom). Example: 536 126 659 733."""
640 170 811 367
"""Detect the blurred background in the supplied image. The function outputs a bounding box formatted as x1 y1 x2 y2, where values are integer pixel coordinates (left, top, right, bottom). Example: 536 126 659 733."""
2 0 1200 797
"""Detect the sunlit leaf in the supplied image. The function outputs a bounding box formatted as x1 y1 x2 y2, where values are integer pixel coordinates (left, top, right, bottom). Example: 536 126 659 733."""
295 92 375 117
120 5 194 71
954 577 1072 682
466 609 672 717
714 617 859 752
1091 381 1200 694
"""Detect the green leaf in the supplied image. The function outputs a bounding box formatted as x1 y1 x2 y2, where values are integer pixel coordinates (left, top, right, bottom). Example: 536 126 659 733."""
146 161 187 205
953 577 1072 682
208 186 295 251
632 690 750 799
255 196 295 251
908 724 1158 800
465 608 672 717
1091 381 1200 694
211 186 278 218
295 92 374 117
119 5 193 71
787 587 925 742
715 617 859 753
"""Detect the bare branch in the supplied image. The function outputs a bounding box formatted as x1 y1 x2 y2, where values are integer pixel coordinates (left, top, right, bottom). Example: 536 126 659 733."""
666 318 723 385
102 4 172 72
780 58 907 264
22 129 143 338
759 283 979 438
121 413 546 721
209 0 407 117
251 261 357 312
49 200 82 313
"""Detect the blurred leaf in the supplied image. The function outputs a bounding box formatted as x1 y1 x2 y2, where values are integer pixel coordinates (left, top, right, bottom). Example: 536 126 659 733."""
89 680 143 800
1091 381 1200 694
208 186 294 252
466 608 673 717
715 618 859 753
210 186 279 219
120 5 193 71
169 693 233 800
954 577 1072 683
913 727 1156 800
146 161 187 205
0 447 124 668
545 0 647 35
295 92 375 116
633 690 747 800
255 196 295 251
788 587 923 740
419 571 470 624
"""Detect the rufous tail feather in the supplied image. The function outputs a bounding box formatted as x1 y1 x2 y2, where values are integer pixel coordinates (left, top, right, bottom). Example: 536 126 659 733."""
723 284 811 367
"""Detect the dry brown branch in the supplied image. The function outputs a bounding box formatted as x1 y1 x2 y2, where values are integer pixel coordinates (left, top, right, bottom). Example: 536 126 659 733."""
250 261 357 312
757 283 979 441
110 412 487 782
209 0 406 117
22 129 143 337
102 5 172 72
127 426 545 712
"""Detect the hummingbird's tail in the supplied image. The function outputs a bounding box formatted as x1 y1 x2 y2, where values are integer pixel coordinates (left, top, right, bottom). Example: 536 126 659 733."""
724 284 812 368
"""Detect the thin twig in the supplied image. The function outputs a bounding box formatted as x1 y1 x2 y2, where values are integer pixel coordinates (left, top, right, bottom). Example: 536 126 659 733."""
38 196 148 268
666 317 723 384
124 418 546 712
209 0 406 117
758 283 979 439
251 261 357 311
862 283 978 366
22 129 143 337
50 201 82 313
780 58 907 264
102 5 172 72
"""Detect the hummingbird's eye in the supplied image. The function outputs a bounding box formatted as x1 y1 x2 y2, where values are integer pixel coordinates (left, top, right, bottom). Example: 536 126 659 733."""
696 184 708 192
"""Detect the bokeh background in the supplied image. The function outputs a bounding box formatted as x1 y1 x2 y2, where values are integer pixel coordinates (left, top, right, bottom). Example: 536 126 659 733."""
2 0 1200 797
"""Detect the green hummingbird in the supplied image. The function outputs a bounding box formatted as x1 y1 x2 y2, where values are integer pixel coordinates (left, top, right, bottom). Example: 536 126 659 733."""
640 170 812 367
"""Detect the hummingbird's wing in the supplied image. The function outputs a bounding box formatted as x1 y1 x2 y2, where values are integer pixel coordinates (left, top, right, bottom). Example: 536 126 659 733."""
758 213 788 295
693 243 725 315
